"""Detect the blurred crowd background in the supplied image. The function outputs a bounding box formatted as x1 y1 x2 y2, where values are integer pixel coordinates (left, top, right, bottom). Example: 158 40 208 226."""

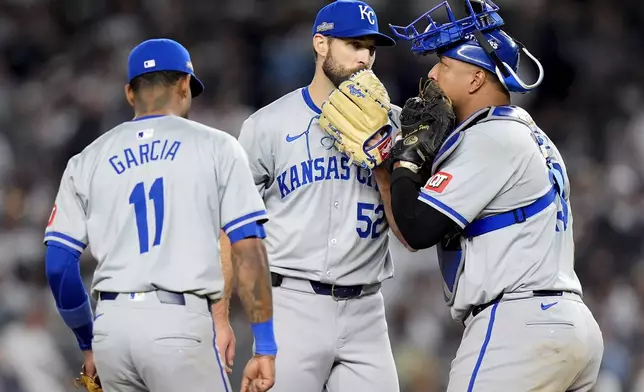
0 0 643 391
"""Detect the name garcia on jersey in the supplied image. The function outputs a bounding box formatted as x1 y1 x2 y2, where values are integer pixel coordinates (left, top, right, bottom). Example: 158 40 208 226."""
277 155 378 199
109 139 181 175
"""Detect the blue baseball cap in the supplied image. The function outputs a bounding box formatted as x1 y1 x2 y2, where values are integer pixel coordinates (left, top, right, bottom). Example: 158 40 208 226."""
127 38 205 98
313 0 395 47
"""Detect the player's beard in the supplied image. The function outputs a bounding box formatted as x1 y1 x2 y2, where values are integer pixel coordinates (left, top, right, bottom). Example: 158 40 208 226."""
322 49 368 88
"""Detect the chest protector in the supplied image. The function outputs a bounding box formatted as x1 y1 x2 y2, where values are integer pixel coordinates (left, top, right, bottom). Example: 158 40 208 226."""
434 105 569 305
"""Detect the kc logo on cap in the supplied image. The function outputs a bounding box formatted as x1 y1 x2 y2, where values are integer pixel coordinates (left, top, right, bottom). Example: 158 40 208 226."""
358 4 376 25
311 0 395 47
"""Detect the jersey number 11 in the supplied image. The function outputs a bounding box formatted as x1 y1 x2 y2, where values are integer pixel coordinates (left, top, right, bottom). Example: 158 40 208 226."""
129 177 165 254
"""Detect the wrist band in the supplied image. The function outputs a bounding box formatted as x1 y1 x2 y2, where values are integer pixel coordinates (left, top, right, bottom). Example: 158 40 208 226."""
397 161 420 173
250 319 277 356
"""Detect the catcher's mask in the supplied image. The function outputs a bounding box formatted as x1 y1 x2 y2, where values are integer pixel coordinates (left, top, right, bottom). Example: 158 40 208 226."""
389 0 544 94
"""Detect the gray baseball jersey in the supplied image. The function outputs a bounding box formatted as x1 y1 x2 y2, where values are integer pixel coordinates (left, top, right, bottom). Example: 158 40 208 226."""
44 114 268 301
420 106 602 392
237 86 401 392
418 106 582 321
238 87 400 286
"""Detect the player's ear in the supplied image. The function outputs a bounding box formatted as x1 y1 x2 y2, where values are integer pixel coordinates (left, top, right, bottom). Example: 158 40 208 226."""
124 84 135 108
313 34 330 59
469 69 486 94
178 75 190 100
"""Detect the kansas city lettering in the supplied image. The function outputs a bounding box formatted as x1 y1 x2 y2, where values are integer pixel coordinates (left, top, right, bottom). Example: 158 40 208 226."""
277 156 377 199
109 139 181 175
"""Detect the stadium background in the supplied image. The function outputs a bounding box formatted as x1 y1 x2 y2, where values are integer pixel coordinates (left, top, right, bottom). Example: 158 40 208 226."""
0 0 642 390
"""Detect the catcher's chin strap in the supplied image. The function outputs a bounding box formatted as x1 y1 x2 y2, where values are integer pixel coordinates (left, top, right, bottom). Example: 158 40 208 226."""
472 29 544 93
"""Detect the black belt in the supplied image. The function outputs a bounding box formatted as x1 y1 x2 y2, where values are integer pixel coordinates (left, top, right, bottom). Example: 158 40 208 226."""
468 290 573 320
271 272 364 300
98 290 213 311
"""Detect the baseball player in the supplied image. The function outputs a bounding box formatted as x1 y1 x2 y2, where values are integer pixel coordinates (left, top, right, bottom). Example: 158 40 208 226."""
385 0 604 390
234 1 408 391
43 38 276 392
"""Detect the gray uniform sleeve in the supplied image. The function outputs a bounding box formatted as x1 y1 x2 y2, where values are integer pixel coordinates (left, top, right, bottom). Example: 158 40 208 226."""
418 132 514 228
43 157 88 254
237 116 274 197
218 137 269 235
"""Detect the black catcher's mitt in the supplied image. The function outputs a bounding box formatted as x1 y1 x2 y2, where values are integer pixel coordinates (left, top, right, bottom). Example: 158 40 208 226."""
391 79 456 173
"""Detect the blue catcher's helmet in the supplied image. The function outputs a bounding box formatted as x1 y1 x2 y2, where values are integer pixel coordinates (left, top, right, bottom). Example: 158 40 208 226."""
389 0 543 94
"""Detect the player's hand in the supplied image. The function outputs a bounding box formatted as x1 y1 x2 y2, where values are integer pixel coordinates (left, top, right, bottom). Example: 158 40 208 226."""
82 350 97 378
240 355 275 392
214 321 236 373
366 127 387 148
74 350 102 392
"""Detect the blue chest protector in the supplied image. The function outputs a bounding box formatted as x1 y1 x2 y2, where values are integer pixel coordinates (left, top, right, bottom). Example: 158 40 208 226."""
433 106 570 305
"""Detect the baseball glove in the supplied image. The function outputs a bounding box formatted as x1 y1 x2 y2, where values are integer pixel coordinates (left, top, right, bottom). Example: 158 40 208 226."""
319 69 394 170
73 365 103 392
391 79 456 172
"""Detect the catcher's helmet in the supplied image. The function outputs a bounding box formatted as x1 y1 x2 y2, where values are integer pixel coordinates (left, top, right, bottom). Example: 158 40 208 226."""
389 0 543 94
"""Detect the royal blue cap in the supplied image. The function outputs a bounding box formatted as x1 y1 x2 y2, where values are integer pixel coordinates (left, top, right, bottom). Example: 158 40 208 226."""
313 0 395 46
127 38 204 98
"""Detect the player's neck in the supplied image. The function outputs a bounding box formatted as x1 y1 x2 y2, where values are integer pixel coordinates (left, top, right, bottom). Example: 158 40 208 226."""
308 71 336 110
132 108 178 120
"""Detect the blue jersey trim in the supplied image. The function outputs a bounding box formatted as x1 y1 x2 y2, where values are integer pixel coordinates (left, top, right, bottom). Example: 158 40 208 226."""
44 231 87 250
130 114 167 122
467 302 499 392
228 222 266 244
223 210 268 232
301 87 322 114
46 241 82 258
418 191 469 228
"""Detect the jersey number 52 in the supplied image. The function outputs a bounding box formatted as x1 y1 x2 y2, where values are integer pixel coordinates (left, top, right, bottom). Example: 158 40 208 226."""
129 177 165 254
357 202 385 239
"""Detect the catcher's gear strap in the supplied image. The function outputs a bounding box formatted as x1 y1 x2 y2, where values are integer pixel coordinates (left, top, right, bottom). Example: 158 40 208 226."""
390 167 457 249
463 184 558 238
462 105 568 237
472 29 510 78
477 105 536 128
